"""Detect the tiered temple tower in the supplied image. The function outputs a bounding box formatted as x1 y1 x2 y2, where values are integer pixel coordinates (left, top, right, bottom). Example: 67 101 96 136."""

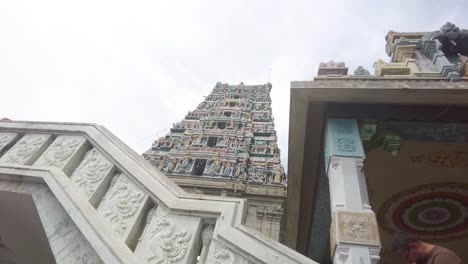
143 82 287 241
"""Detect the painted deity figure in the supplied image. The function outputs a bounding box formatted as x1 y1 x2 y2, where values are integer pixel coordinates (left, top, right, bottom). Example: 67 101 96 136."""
223 161 233 176
232 139 239 149
192 136 202 145
180 157 191 172
234 163 242 176
273 165 282 184
156 156 166 170
165 160 175 172
174 159 181 171
458 53 468 77
224 135 230 146
208 157 220 174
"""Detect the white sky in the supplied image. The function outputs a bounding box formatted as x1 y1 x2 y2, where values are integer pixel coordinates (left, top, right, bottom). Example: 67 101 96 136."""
1 0 467 169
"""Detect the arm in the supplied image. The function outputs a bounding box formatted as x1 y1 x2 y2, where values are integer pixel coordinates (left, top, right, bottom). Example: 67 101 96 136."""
433 252 463 264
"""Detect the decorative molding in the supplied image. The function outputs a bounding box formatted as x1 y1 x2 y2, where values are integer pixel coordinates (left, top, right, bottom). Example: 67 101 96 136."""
410 151 468 168
135 207 201 264
335 210 380 246
34 135 86 170
378 182 468 241
360 122 400 155
417 24 466 81
146 214 192 263
337 138 357 152
334 246 350 263
207 240 292 264
214 247 237 264
210 243 255 264
325 119 365 160
384 122 468 143
0 133 52 165
183 187 203 194
0 121 318 264
318 61 348 76
0 132 18 152
70 148 114 205
97 174 147 241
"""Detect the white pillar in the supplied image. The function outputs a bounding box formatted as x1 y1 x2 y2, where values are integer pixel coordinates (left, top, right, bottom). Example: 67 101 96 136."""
325 119 381 264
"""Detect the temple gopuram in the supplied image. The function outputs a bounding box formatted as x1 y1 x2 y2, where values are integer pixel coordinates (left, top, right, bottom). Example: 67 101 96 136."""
143 82 287 241
287 22 468 264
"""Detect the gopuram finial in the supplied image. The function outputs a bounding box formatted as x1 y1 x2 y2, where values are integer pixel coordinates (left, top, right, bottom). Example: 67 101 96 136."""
440 22 460 33
354 66 371 76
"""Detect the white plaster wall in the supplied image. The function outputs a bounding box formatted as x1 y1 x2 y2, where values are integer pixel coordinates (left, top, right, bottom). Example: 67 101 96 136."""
0 180 103 264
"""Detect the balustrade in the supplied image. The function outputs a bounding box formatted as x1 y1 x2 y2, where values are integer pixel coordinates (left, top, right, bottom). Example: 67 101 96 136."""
0 121 315 264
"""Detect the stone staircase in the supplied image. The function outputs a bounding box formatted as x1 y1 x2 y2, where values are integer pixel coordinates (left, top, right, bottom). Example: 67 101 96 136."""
0 121 316 264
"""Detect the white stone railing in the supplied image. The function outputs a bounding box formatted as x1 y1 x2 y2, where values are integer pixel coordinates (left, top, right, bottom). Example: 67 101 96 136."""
0 121 316 264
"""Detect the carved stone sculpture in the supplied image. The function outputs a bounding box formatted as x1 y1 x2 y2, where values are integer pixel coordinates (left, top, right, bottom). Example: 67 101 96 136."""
318 61 348 76
0 132 18 152
70 148 114 205
354 66 371 76
0 133 52 165
135 207 201 264
97 174 148 242
458 53 468 77
34 136 87 174
440 22 460 33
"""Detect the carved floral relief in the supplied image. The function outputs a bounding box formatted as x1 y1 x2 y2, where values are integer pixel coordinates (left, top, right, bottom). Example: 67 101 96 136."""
337 138 357 152
35 135 86 168
210 243 255 264
336 210 380 246
0 132 17 152
97 174 147 239
135 207 201 264
70 148 114 201
0 133 51 165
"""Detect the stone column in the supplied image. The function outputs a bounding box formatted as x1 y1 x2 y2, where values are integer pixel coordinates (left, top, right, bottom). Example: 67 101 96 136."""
325 119 380 264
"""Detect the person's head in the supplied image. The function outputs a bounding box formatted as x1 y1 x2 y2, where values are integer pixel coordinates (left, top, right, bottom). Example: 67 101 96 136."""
392 232 428 264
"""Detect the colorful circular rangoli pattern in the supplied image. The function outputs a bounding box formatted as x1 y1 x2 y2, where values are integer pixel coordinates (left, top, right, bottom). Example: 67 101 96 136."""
378 183 468 241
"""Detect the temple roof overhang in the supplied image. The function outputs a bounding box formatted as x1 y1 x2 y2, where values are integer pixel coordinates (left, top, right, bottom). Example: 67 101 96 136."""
286 78 468 253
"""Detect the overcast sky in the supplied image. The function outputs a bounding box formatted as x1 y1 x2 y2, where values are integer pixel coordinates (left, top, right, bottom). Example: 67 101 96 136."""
1 1 467 169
